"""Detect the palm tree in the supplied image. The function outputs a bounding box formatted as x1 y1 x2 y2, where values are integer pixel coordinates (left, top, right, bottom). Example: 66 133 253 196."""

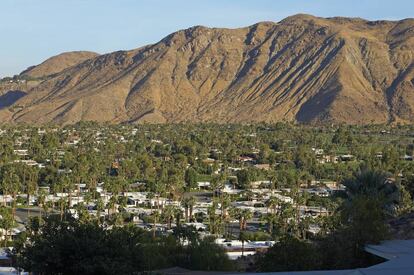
264 213 278 234
210 174 225 198
95 197 105 223
242 190 255 201
174 207 183 228
233 209 253 257
2 169 21 220
61 175 74 207
57 197 67 221
229 207 242 231
154 181 166 210
343 169 403 216
147 192 155 210
240 209 253 231
151 210 160 239
162 205 176 229
107 196 118 215
266 196 280 215
181 197 190 222
238 230 248 257
267 170 278 191
220 194 231 219
37 190 46 218
188 197 195 222
0 207 14 247
25 167 38 214
299 216 312 240
279 202 295 235
208 201 222 235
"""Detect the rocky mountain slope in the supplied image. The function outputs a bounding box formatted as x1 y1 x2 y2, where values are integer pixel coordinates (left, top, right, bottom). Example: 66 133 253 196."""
1 51 99 111
1 14 413 125
20 51 99 79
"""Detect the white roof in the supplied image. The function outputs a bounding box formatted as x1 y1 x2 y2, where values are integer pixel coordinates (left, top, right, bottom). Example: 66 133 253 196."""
236 239 414 275
365 240 414 260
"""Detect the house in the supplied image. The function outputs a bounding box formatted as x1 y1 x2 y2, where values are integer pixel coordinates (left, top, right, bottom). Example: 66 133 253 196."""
254 164 271 170
13 159 42 167
197 181 210 189
312 148 324 156
340 154 354 161
74 183 88 193
202 158 215 164
304 187 330 197
402 155 413 161
13 149 28 156
323 181 340 189
237 156 255 163
250 180 270 189
184 222 206 231
317 155 339 164
304 206 329 217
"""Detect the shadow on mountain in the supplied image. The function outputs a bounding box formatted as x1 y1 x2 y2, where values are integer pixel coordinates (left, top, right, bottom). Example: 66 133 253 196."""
296 87 337 123
0 90 27 109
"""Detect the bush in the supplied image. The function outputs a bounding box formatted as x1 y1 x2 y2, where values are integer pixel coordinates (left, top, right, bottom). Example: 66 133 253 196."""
11 215 233 274
257 236 320 272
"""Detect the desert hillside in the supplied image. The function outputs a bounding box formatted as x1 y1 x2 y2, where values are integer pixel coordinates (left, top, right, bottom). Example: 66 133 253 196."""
20 51 99 79
1 14 413 125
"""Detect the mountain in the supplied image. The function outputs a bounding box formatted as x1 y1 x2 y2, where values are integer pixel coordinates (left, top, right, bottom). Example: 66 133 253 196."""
1 14 413 125
20 51 99 79
0 51 99 112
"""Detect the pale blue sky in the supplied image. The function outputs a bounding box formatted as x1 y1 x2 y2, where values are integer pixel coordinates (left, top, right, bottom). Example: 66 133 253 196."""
1 0 413 77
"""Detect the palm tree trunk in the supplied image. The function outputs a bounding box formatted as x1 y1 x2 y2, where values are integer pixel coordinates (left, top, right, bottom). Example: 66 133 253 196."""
27 193 31 218
153 216 157 239
12 193 16 221
189 205 193 221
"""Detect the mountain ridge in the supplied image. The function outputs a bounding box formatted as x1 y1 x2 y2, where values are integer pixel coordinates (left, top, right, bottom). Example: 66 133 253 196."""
20 51 100 79
1 14 413 125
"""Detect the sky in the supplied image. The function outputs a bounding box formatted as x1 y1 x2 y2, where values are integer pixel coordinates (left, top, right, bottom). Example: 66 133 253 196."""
1 0 413 77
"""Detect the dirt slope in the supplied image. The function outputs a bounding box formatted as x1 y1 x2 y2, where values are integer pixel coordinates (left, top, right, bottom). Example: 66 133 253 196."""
20 51 99 78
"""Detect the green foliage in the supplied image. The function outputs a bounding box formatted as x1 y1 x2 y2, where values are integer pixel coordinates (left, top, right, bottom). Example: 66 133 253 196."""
257 236 320 272
257 168 410 272
235 169 256 189
2 123 414 273
11 215 233 274
239 231 272 241
184 167 198 190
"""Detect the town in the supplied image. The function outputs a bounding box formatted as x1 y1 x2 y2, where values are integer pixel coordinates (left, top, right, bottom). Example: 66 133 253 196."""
0 123 413 273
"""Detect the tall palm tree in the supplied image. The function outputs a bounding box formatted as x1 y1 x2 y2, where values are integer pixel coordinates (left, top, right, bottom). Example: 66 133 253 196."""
220 194 231 219
240 209 253 231
62 175 74 208
95 197 105 223
174 207 183 228
2 169 21 220
207 201 222 235
0 207 14 247
188 197 195 222
267 170 278 191
266 196 280 215
37 190 46 218
147 192 155 210
162 205 176 229
265 196 280 234
343 169 402 216
151 210 160 239
57 197 67 221
181 197 191 222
